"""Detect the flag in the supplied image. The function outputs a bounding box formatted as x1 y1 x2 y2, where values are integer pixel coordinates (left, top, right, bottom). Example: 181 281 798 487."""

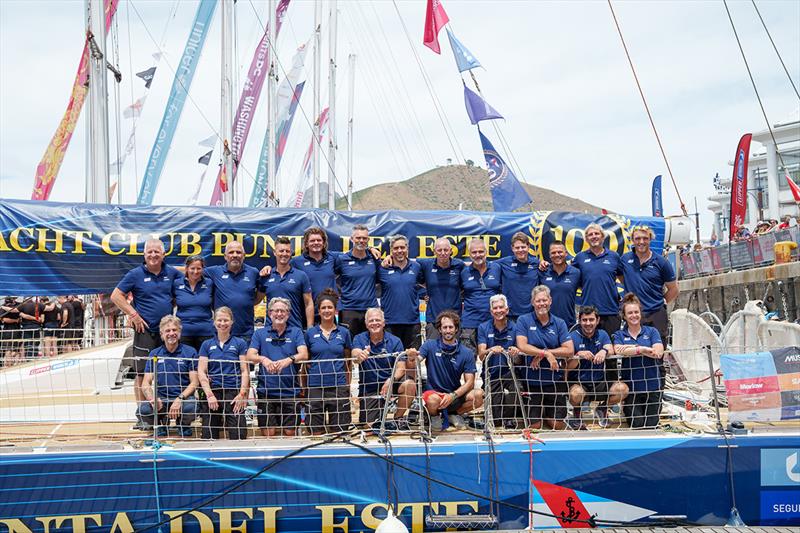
728 133 752 240
123 96 146 118
423 0 449 54
651 175 663 217
480 129 531 212
198 150 213 166
446 28 480 72
136 66 157 88
787 172 800 202
463 83 503 125
199 134 216 148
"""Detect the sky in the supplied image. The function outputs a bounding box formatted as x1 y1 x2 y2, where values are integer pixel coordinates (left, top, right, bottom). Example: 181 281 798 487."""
1 0 799 238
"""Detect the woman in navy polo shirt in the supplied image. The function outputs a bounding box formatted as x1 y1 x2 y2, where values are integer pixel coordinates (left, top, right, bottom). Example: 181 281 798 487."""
174 255 215 351
612 293 664 429
198 307 250 439
305 289 352 435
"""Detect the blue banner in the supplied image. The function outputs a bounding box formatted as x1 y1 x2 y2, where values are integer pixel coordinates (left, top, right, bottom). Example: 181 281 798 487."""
0 199 665 295
651 175 663 217
137 0 217 205
446 27 481 72
480 129 530 212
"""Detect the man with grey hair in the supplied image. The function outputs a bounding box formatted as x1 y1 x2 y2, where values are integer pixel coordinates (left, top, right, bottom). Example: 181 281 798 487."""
138 315 199 438
377 235 424 348
417 237 465 341
335 224 380 336
112 238 181 429
460 238 502 352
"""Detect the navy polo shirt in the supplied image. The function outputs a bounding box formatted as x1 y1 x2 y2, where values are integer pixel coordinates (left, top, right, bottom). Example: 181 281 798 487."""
143 343 198 400
116 263 180 333
250 325 306 398
334 252 379 310
199 335 248 390
173 276 215 337
497 256 540 317
514 313 571 385
477 318 516 379
538 265 581 328
261 266 312 329
460 262 502 328
569 328 612 383
305 325 352 387
419 338 476 393
205 264 261 337
378 261 424 325
620 252 676 313
417 258 464 323
290 252 337 302
572 249 623 315
352 331 404 395
612 326 663 392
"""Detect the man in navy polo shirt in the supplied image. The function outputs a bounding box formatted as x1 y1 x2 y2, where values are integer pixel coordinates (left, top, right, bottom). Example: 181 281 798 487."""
404 310 483 431
566 306 628 430
204 240 264 343
377 235 424 349
620 226 677 341
351 308 405 426
246 297 308 437
515 285 574 430
138 316 199 437
112 238 180 428
538 240 581 329
335 224 379 336
290 227 337 303
497 231 545 318
417 237 464 341
460 239 502 353
262 237 314 330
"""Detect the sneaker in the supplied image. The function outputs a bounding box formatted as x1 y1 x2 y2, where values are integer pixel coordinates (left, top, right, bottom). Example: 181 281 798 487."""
155 427 168 437
594 406 609 428
503 419 518 430
394 418 411 432
447 414 467 430
567 417 587 431
429 415 443 432
466 417 484 431
132 421 152 431
180 427 194 438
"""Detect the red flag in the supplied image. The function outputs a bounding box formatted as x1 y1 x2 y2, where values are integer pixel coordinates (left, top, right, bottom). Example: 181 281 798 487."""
786 172 800 202
728 133 752 241
423 0 449 54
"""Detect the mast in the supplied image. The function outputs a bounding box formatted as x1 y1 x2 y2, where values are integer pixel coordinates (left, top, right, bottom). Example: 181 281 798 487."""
87 0 110 203
327 0 338 210
221 0 235 207
267 0 278 207
312 0 321 208
346 53 355 211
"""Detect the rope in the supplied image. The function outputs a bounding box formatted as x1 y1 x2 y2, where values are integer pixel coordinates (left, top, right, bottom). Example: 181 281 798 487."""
607 0 687 217
750 0 800 100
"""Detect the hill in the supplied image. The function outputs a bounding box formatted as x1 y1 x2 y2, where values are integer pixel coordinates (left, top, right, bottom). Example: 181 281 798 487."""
329 165 603 213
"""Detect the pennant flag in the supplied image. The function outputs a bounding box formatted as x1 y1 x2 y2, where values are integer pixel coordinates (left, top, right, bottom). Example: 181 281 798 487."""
136 66 157 88
479 129 531 212
423 0 449 54
446 28 480 72
651 175 663 217
199 134 217 148
787 171 800 202
138 0 217 205
31 0 119 201
123 96 147 118
198 150 213 166
728 133 753 240
292 107 329 208
210 0 292 206
464 82 503 125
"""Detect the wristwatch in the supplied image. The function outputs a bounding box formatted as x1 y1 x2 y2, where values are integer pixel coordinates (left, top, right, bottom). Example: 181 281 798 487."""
289 354 297 363
178 394 185 400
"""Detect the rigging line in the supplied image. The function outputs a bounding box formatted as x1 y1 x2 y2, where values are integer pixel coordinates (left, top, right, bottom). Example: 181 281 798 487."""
723 0 795 174
125 0 139 197
390 0 464 164
607 0 688 217
750 0 800 101
111 15 123 202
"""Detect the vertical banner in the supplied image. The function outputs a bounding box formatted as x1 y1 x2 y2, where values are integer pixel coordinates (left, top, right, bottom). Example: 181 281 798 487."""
31 0 119 201
479 128 531 212
292 107 329 208
651 175 663 217
137 0 217 205
728 133 753 241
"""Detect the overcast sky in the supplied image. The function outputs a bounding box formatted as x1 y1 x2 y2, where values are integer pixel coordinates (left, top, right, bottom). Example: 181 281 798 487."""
1 0 799 236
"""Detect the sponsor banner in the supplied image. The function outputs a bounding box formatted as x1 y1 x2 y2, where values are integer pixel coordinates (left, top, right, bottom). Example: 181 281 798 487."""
699 249 713 274
761 449 800 486
0 200 665 295
722 350 800 422
728 133 753 241
760 490 800 524
757 233 777 263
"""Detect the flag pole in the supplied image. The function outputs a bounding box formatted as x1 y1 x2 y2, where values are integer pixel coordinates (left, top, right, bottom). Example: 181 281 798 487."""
221 0 235 207
346 53 355 211
312 0 321 208
327 0 338 210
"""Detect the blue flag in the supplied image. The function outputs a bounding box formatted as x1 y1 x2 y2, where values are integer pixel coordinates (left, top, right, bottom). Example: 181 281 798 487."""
464 83 503 125
480 129 531 212
651 175 663 217
446 28 481 72
138 0 217 205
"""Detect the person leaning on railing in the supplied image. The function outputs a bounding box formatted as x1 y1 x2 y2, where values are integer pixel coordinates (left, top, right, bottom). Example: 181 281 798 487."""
139 316 199 438
198 306 250 440
612 293 664 430
477 294 520 430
